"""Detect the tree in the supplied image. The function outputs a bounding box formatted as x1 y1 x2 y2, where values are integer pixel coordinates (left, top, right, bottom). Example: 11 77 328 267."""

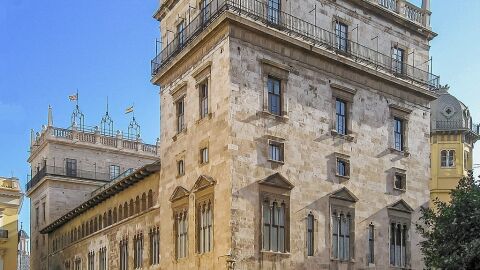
416 171 480 269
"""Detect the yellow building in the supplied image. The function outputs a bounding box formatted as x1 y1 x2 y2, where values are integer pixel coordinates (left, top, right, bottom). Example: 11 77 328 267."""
0 176 23 270
430 87 479 204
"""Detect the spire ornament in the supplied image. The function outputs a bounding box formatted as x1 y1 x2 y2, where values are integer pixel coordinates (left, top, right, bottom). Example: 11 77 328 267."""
100 97 114 136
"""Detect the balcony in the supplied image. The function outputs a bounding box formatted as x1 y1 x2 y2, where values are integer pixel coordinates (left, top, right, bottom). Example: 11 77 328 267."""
26 165 110 192
151 0 439 90
434 120 480 135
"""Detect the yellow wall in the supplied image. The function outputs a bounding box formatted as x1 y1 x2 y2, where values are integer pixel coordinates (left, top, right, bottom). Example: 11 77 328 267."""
0 178 22 270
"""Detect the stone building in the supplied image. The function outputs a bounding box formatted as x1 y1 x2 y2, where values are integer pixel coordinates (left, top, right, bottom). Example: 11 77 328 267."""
0 176 23 270
430 87 479 204
42 0 441 269
18 224 30 270
27 105 159 270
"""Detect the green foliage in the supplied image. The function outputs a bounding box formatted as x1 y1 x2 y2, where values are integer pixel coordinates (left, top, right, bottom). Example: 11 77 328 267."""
416 171 480 269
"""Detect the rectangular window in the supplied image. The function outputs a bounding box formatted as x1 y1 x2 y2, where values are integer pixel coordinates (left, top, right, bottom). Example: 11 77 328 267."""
176 211 188 259
109 165 120 180
336 99 347 135
394 173 406 191
267 0 281 24
392 47 405 74
120 239 128 270
441 150 455 167
262 200 287 253
200 0 210 23
198 202 213 253
368 224 375 264
394 117 404 151
177 21 185 47
390 223 407 267
74 258 81 270
177 160 185 176
176 98 185 133
332 213 351 261
66 158 77 177
133 234 143 269
35 207 39 227
149 227 160 265
336 158 349 177
268 141 284 163
335 21 348 52
199 82 209 119
307 214 314 256
200 148 209 164
99 247 107 270
88 251 94 270
267 76 281 115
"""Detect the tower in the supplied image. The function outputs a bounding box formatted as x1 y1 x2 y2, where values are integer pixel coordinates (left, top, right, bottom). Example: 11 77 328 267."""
17 223 30 270
26 105 159 270
430 87 479 204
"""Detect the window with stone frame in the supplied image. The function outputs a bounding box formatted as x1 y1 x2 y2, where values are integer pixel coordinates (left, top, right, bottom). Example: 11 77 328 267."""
193 175 215 254
335 20 348 52
464 150 469 170
109 165 120 180
261 59 289 118
87 251 94 270
268 139 284 163
119 238 128 270
258 173 293 253
176 98 185 133
267 0 281 24
149 227 160 265
66 158 77 177
387 200 413 269
389 104 411 154
74 257 82 270
170 186 190 260
392 46 405 74
441 149 455 167
306 213 315 256
335 152 350 180
99 247 107 270
367 223 375 265
133 233 143 269
200 147 209 164
177 159 185 176
199 81 209 119
393 169 407 191
330 187 357 262
330 83 356 138
177 20 185 47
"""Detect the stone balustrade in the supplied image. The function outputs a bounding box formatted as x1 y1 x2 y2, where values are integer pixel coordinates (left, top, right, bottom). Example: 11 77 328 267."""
0 178 21 191
375 0 430 27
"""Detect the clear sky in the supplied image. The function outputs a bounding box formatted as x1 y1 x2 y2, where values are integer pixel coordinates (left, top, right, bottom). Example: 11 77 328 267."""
0 1 479 236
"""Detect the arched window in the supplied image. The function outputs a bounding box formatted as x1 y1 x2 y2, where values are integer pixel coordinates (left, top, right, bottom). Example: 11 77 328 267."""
108 210 112 226
103 212 107 227
81 223 85 238
307 213 314 256
141 193 147 211
130 199 134 216
441 150 455 167
94 217 98 231
119 204 123 221
135 196 140 214
90 220 93 234
148 190 154 208
99 214 103 230
124 202 129 218
113 207 117 223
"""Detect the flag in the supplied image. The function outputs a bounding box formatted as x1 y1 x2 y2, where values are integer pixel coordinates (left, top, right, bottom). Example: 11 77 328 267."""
68 93 78 101
125 106 134 114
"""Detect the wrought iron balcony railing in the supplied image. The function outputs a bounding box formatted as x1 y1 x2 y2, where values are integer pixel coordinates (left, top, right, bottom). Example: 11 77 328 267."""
26 165 110 192
434 120 480 135
151 0 439 90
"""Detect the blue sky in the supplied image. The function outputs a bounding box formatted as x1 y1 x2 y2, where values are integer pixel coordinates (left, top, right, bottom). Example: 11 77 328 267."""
0 1 479 236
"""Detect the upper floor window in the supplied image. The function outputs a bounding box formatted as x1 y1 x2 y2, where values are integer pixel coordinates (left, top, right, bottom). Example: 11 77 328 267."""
99 247 107 270
197 201 213 253
394 117 404 151
332 212 351 261
42 202 46 222
268 140 284 163
267 0 281 24
390 223 408 267
267 76 281 115
149 227 160 265
200 147 209 164
392 47 405 74
199 82 209 119
35 206 39 228
133 233 143 269
119 239 128 270
336 99 347 135
441 150 455 167
176 98 185 133
336 157 350 178
464 150 469 169
200 0 210 23
394 172 406 191
262 200 287 253
66 158 77 177
335 21 348 52
306 213 314 256
177 21 185 47
368 224 375 264
109 165 120 180
87 251 94 270
177 159 185 176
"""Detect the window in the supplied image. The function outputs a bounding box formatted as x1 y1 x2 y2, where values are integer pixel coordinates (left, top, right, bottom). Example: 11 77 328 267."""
336 158 349 178
177 160 185 176
120 239 128 270
176 98 185 133
368 224 375 264
335 99 347 135
262 200 287 253
42 202 46 222
464 150 469 169
149 227 160 265
200 0 210 23
335 21 348 52
390 223 408 267
74 258 82 270
88 251 94 270
392 47 405 74
177 21 185 47
99 247 107 270
268 140 284 163
267 76 281 115
109 165 120 180
35 206 39 228
134 233 143 269
197 201 213 253
66 158 77 177
175 211 188 259
394 118 404 151
441 150 455 167
267 0 281 24
394 171 406 191
306 214 314 256
332 212 351 261
199 82 209 119
200 147 209 164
